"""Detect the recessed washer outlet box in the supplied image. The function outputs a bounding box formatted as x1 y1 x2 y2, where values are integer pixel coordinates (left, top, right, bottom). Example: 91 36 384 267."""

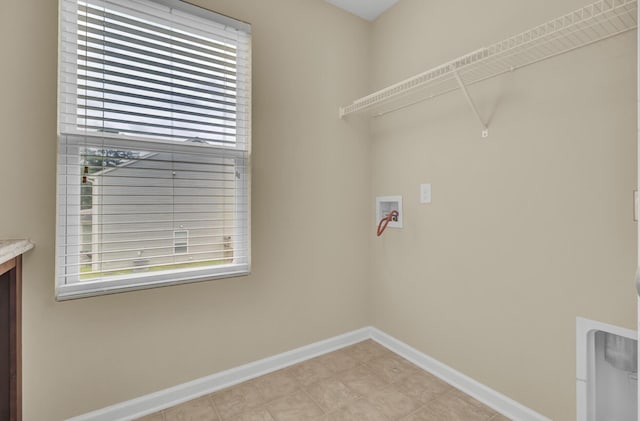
376 196 403 229
576 317 638 421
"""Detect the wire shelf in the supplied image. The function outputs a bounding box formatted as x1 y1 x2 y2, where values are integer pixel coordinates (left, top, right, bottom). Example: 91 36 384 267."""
339 0 637 119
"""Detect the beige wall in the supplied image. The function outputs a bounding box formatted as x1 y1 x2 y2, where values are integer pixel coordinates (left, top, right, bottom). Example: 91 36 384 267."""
0 0 371 419
370 1 637 420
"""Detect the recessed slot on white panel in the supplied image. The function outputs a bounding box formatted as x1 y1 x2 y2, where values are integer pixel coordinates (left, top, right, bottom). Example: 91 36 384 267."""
376 196 403 228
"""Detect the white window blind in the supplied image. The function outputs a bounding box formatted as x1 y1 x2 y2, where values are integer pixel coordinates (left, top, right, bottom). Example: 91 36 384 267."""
57 0 251 300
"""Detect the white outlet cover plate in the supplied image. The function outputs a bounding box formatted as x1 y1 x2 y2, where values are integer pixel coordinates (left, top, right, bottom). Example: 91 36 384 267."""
420 184 432 204
376 196 403 228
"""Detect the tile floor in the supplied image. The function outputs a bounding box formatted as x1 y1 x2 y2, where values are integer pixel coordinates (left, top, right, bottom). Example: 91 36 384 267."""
136 340 511 421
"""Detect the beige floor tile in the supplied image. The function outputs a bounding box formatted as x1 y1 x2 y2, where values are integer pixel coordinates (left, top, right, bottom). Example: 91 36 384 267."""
315 348 360 374
211 381 265 419
365 354 421 384
344 340 393 364
404 389 497 421
164 396 218 421
325 399 391 421
253 369 300 402
367 385 422 420
489 413 512 421
225 408 275 421
265 391 324 421
135 412 165 421
153 346 505 421
401 408 443 421
395 370 452 404
304 377 360 412
338 364 388 397
287 358 334 387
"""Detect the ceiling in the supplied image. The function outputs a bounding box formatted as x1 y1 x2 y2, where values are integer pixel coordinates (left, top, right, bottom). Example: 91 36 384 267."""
324 0 399 21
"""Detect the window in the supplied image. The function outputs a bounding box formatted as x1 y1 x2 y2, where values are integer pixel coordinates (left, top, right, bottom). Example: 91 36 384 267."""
57 0 251 300
174 230 188 254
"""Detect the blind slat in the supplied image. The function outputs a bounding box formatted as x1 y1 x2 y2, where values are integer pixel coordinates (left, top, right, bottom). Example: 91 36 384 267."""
80 2 242 53
75 96 237 122
77 75 237 106
78 67 237 99
79 23 238 67
61 232 250 245
78 63 237 96
78 107 237 130
77 41 237 79
73 88 239 119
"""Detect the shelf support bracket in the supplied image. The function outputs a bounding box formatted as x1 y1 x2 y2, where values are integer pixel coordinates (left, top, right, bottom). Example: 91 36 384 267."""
453 71 489 138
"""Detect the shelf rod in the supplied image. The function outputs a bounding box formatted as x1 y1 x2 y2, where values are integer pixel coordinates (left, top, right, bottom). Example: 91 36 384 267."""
453 71 489 138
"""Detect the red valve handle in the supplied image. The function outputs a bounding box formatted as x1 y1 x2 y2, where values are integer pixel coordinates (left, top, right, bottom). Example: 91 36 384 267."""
377 210 399 237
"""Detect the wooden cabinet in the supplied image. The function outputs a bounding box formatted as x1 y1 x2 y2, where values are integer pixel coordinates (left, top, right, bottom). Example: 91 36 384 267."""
0 240 32 421
0 255 22 421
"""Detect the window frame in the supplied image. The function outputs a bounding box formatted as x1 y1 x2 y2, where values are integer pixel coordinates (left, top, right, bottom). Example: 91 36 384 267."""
56 0 251 300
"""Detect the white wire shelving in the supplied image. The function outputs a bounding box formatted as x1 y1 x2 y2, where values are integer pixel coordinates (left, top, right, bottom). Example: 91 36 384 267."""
339 0 637 137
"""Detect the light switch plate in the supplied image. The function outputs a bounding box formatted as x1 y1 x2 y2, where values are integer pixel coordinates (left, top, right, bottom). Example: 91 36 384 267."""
420 184 431 204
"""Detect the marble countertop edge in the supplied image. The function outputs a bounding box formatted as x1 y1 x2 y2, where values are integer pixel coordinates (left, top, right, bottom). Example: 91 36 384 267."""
0 239 35 266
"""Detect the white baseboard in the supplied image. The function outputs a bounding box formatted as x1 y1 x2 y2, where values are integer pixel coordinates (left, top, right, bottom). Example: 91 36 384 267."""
370 328 551 421
70 326 549 421
68 327 370 421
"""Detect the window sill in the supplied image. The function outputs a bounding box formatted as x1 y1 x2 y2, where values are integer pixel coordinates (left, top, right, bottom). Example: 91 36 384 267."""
55 264 250 301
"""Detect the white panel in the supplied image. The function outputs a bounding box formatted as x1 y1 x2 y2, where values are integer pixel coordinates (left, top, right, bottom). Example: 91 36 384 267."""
576 317 638 420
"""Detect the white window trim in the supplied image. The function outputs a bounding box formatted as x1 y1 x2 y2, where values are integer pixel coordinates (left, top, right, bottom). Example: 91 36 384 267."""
57 265 250 300
56 0 251 300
